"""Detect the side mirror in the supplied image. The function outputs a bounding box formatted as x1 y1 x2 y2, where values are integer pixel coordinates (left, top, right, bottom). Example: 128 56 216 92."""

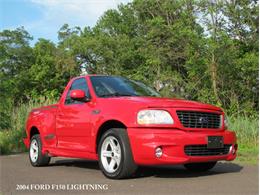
70 89 90 102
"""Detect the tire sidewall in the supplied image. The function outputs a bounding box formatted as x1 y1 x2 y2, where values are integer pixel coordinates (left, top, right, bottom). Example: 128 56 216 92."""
98 129 126 178
29 135 42 166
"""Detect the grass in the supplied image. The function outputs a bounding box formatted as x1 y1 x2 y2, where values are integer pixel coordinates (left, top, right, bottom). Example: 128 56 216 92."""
228 116 259 164
0 97 56 154
0 100 258 165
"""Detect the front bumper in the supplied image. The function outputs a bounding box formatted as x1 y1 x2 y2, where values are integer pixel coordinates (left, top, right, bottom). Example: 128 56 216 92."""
127 128 237 165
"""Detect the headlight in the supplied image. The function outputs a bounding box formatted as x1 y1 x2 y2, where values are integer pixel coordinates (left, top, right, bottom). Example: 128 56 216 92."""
137 110 174 125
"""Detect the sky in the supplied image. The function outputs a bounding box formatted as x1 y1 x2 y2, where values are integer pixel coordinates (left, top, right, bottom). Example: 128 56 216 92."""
0 0 131 44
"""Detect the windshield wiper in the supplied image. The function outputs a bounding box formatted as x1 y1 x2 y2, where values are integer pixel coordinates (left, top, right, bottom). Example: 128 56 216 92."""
99 92 136 97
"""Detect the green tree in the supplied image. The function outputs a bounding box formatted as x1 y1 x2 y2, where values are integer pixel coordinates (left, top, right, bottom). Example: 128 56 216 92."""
0 27 34 130
199 0 258 114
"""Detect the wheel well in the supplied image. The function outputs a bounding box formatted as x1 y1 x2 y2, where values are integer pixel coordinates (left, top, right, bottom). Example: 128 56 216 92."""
96 120 126 153
30 126 40 139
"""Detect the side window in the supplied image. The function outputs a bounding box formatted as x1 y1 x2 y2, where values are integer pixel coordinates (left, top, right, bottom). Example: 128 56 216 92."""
65 78 90 105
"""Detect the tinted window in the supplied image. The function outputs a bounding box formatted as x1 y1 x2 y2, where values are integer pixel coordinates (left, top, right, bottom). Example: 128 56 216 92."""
90 76 160 98
65 78 90 104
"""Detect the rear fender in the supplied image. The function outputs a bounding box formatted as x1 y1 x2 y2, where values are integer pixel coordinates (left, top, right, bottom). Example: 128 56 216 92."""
26 107 58 149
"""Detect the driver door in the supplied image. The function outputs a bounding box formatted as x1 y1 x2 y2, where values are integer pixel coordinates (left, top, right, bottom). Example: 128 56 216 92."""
56 78 92 152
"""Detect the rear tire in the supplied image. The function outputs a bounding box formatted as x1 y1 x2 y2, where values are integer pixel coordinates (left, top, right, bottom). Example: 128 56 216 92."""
184 162 217 172
98 128 137 179
29 134 50 166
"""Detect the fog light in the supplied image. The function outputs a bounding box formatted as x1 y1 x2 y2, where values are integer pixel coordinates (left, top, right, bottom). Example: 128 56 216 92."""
155 147 163 158
229 145 233 154
229 145 237 155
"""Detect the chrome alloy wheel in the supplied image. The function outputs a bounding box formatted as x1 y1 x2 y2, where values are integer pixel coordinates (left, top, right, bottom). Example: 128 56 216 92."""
30 139 39 163
101 136 122 173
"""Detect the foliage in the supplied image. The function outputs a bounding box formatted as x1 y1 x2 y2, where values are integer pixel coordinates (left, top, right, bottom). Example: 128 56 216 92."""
54 0 258 116
229 116 259 164
0 97 56 154
0 27 34 129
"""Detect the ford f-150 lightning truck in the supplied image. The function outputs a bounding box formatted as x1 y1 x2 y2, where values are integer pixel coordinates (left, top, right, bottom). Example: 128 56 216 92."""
23 75 237 179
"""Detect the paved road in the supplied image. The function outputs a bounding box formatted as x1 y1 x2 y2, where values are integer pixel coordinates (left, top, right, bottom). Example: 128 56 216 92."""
0 153 258 195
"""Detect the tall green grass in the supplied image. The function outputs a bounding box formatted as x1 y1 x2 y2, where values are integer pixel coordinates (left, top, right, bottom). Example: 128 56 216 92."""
229 116 258 164
229 116 258 148
0 99 258 164
0 97 56 154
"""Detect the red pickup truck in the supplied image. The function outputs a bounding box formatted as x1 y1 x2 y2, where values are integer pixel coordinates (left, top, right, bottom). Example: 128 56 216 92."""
23 75 237 179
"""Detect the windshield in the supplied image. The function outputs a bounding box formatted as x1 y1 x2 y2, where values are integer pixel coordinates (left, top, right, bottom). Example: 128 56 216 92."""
90 76 160 98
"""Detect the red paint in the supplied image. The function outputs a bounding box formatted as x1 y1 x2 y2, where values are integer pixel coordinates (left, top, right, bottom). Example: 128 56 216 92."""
24 75 237 165
70 89 85 100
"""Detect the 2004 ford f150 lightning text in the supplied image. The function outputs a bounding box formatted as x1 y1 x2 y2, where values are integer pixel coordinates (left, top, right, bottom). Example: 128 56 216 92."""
23 75 237 179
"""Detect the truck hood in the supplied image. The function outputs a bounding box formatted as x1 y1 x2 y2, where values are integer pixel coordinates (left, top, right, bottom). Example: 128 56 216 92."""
110 96 222 111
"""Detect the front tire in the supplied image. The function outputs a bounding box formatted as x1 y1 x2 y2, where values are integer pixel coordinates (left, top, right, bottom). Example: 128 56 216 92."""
184 162 217 172
29 134 50 166
98 128 137 179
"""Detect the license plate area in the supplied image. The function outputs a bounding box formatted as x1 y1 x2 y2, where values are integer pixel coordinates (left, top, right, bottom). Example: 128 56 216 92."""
207 136 224 149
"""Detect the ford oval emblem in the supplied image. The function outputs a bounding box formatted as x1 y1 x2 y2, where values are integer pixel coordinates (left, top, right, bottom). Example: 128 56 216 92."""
199 117 209 124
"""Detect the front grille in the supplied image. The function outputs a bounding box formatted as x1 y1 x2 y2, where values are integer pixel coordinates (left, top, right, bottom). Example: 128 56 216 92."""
184 145 231 156
176 111 221 129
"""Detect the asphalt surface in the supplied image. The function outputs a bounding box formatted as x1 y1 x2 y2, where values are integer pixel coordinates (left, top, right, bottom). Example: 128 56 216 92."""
0 153 258 195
